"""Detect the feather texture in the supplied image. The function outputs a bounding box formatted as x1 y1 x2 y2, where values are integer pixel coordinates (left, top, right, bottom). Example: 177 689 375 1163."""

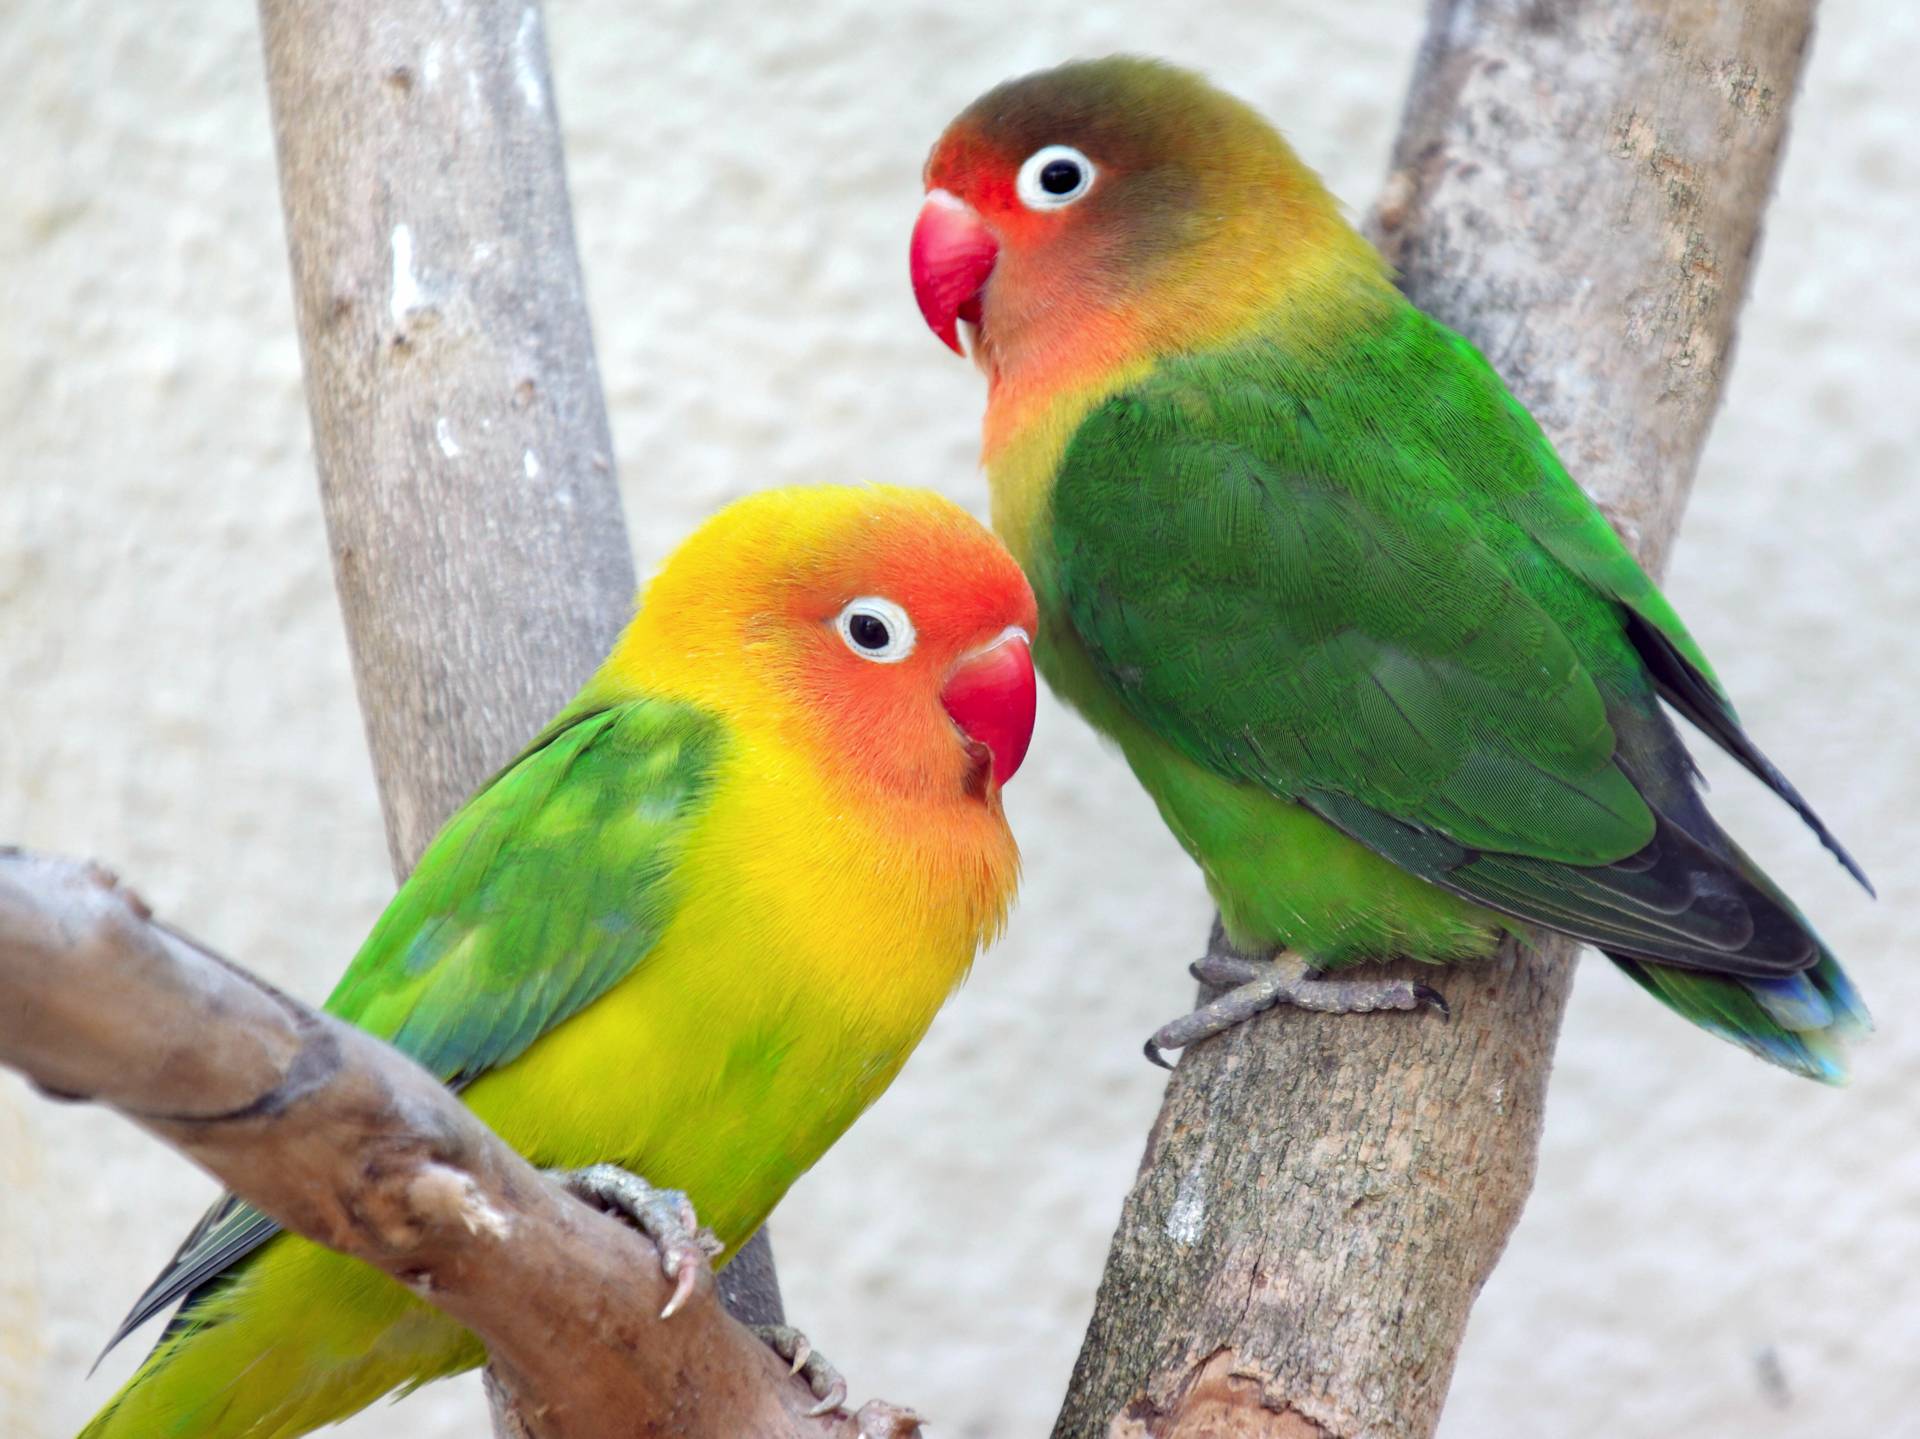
81 486 1032 1437
927 57 1869 1080
1028 307 1868 1073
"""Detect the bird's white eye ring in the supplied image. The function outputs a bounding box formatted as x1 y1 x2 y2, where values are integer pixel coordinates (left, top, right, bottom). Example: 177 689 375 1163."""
1016 144 1095 210
835 596 916 663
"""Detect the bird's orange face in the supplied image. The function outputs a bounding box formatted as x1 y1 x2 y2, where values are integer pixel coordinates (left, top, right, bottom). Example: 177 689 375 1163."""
912 118 1147 370
911 58 1354 424
624 487 1038 806
911 59 1216 372
776 511 1039 803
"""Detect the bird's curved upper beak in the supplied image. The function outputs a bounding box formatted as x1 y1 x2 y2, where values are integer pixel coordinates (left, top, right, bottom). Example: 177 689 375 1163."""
940 626 1036 788
910 189 999 356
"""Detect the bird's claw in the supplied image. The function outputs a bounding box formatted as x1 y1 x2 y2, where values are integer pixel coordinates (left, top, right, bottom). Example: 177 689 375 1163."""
752 1323 850 1417
1145 954 1451 1063
550 1164 722 1320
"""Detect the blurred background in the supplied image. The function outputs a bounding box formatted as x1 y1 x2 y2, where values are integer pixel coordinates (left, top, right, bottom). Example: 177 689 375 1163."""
2 1 1916 1435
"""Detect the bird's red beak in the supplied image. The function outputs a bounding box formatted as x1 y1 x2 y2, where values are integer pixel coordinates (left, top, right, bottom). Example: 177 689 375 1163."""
941 627 1036 787
910 189 998 355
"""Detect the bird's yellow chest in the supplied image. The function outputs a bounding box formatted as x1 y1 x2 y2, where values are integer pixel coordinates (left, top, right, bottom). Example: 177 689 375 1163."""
460 735 1011 1255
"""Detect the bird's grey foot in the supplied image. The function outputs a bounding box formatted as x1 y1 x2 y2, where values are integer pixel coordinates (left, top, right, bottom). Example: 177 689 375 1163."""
551 1163 723 1319
1144 953 1448 1068
751 1323 857 1419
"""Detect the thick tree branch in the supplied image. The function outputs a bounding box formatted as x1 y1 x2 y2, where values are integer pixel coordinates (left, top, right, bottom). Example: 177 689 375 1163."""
0 850 906 1439
253 0 785 1365
1054 4 1815 1437
257 0 633 871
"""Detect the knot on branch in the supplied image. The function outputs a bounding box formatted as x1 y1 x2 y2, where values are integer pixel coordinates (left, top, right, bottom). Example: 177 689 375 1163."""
1117 1349 1335 1439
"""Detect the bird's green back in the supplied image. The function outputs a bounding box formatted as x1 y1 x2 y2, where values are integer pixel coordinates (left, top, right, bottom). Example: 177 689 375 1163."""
1037 300 1854 980
1047 305 1666 851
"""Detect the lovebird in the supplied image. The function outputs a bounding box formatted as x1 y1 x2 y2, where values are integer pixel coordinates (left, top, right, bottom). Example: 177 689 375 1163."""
909 57 1871 1081
83 485 1039 1437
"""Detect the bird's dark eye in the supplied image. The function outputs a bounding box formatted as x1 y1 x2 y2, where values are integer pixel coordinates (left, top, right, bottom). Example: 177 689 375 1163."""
1016 144 1096 210
1040 159 1083 195
834 596 916 662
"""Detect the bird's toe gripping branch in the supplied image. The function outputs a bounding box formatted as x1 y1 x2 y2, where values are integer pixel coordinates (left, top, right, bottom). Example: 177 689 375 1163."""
750 1323 856 1420
551 1163 723 1320
1144 952 1450 1068
552 1168 924 1427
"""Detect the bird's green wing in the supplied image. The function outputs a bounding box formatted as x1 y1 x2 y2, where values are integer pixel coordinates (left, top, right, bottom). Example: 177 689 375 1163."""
103 694 723 1356
320 697 721 1079
1046 314 1843 973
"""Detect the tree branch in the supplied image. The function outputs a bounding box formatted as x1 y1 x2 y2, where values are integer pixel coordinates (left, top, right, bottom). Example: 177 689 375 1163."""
257 0 633 871
0 850 906 1439
252 0 785 1364
1052 4 1816 1436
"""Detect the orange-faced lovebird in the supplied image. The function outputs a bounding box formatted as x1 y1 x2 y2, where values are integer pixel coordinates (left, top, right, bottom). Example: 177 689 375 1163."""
83 485 1038 1437
909 56 1870 1080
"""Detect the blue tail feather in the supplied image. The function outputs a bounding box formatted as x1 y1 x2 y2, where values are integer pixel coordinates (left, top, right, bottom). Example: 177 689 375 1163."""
1609 946 1869 1085
1747 972 1834 1031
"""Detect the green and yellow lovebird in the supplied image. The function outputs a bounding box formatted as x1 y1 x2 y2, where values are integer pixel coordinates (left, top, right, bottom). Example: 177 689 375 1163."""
83 485 1039 1437
910 57 1871 1081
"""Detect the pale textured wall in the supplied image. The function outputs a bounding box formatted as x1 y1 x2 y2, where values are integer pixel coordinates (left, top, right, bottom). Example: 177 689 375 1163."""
2 2 1915 1435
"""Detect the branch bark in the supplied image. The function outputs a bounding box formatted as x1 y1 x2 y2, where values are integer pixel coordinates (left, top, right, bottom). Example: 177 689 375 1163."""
254 0 785 1373
1053 4 1816 1437
0 851 896 1439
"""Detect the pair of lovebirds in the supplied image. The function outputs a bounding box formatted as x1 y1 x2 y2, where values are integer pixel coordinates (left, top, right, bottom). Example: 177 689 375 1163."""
83 57 1871 1438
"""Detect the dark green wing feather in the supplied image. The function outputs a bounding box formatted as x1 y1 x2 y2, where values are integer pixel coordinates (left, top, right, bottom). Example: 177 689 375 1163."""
102 694 722 1357
1617 608 1871 893
1502 397 1870 893
1047 306 1859 976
